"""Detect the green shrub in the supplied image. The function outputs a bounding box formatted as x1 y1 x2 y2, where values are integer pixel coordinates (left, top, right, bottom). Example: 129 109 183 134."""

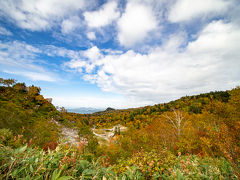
0 144 237 179
115 149 177 178
163 155 237 179
0 128 13 146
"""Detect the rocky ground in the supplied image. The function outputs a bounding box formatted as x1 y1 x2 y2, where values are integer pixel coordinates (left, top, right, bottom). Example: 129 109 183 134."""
52 119 127 146
92 124 127 142
51 119 81 146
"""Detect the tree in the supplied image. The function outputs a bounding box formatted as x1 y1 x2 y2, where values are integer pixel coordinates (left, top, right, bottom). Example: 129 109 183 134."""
0 78 16 87
28 85 41 96
13 83 27 91
145 117 176 150
60 107 67 113
229 86 240 112
201 123 240 179
0 78 3 84
162 109 188 139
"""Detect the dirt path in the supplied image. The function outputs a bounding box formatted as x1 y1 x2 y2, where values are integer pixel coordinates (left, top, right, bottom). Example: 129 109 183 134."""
92 130 114 142
92 124 127 142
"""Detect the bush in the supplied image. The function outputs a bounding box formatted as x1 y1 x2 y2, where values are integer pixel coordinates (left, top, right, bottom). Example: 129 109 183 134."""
0 128 13 146
115 149 177 178
164 155 237 179
0 144 142 179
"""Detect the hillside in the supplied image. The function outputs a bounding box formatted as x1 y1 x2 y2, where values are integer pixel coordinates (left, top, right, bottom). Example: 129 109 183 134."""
0 78 62 147
0 78 240 179
74 90 232 128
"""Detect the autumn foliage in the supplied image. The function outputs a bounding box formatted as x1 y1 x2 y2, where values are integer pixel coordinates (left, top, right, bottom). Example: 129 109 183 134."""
0 78 239 179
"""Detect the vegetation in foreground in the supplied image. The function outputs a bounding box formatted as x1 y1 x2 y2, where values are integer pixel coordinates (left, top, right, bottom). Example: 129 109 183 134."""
0 78 240 179
0 144 236 179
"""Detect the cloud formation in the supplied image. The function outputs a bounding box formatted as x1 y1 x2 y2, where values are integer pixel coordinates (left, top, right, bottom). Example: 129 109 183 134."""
0 26 12 36
66 20 240 104
3 70 56 82
168 0 230 22
52 94 150 109
0 0 240 108
84 1 120 28
0 0 92 31
0 41 59 82
61 16 82 34
117 1 157 47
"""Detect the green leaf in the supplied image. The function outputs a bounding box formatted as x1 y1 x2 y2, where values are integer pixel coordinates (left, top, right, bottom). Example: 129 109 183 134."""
20 176 31 180
51 169 58 180
57 176 73 180
32 176 43 180
51 165 68 180
12 166 26 177
30 164 34 173
11 169 19 177
18 145 27 153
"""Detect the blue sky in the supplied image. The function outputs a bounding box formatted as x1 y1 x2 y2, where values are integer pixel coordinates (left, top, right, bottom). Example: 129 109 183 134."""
0 0 240 109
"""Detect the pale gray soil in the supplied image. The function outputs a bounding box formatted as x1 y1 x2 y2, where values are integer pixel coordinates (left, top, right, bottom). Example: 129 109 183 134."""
51 119 80 146
52 119 127 146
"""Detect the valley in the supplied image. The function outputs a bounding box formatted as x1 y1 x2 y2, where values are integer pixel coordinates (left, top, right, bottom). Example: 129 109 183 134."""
0 78 239 179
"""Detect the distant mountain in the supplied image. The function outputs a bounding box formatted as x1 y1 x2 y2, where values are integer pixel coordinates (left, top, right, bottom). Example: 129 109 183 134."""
92 107 117 115
105 107 115 111
67 107 104 114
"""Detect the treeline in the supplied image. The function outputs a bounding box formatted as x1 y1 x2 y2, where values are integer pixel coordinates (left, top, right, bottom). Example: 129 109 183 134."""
69 90 232 129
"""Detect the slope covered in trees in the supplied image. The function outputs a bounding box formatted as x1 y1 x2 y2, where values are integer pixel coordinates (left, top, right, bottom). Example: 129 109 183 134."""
51 84 240 178
0 78 60 147
72 89 232 129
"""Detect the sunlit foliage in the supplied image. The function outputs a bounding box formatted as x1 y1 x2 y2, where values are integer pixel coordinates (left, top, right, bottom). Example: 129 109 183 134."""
0 78 239 179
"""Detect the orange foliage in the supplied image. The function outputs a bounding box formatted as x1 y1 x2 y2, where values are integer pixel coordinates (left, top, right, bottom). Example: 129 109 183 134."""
43 141 58 151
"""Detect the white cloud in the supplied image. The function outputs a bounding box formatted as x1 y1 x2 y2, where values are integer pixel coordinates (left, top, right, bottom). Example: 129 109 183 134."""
0 26 12 36
0 41 41 68
117 1 157 47
168 0 230 22
61 16 81 34
43 45 81 59
188 20 240 54
51 94 150 109
84 1 120 28
64 46 103 74
0 41 59 82
83 46 102 60
66 20 240 105
0 0 92 31
87 32 96 40
3 70 56 82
